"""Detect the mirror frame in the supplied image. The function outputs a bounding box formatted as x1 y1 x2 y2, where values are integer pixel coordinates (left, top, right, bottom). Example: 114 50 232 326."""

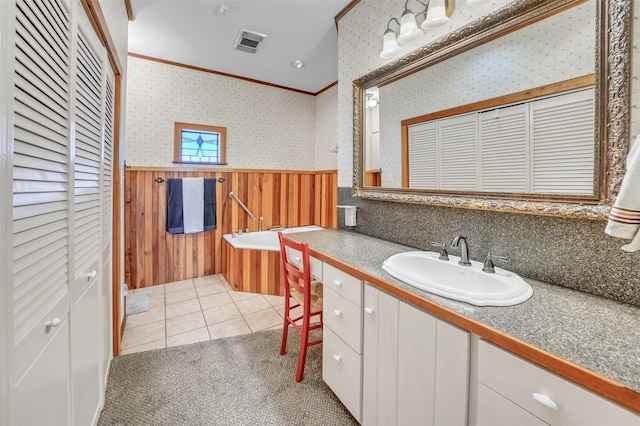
352 0 631 220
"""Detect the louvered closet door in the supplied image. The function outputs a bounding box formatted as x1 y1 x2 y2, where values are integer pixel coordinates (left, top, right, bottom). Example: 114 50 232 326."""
11 0 72 424
479 104 529 193
408 121 438 189
531 88 595 195
101 67 115 377
70 6 106 426
439 114 478 191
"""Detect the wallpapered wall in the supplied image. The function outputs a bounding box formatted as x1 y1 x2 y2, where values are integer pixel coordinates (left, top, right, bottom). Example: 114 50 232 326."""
315 85 339 170
378 1 594 187
125 56 338 170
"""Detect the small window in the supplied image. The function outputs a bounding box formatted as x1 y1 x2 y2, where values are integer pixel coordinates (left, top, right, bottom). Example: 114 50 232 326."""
174 122 227 165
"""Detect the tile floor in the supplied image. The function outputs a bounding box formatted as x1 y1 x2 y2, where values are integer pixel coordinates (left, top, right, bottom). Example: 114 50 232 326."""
121 274 289 355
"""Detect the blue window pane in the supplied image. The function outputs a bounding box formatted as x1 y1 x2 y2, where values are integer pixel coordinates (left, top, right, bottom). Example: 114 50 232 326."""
181 130 220 163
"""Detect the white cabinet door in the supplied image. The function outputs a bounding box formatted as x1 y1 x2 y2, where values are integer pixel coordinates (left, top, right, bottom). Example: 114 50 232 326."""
363 284 470 426
397 300 437 426
362 287 399 426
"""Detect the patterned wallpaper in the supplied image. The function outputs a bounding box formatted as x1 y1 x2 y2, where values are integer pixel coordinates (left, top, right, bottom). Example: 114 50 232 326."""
378 1 594 187
314 85 339 170
125 57 317 169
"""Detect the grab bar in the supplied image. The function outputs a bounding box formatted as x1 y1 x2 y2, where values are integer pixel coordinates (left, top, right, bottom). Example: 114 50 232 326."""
229 192 256 221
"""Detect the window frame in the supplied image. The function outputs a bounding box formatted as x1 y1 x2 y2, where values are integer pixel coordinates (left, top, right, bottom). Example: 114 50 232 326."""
173 122 227 165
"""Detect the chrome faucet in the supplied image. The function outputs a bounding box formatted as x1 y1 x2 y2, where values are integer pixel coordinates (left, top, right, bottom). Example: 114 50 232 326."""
259 216 263 232
451 235 471 266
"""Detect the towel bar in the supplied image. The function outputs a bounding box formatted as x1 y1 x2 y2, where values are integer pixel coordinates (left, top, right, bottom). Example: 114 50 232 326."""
155 177 225 184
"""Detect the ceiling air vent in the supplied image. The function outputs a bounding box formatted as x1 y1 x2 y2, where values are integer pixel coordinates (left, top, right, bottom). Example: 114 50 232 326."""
233 29 267 54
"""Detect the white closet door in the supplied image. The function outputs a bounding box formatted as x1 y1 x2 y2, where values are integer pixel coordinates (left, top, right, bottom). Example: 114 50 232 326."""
408 121 438 189
439 114 478 191
70 8 106 426
11 0 72 423
479 104 529 193
73 19 104 293
531 88 594 195
100 68 115 379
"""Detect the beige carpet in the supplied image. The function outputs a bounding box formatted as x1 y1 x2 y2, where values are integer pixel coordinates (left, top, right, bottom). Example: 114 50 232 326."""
99 328 358 425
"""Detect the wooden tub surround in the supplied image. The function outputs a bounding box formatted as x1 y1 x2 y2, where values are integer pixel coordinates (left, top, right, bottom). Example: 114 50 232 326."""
222 243 284 296
124 166 337 289
287 229 640 417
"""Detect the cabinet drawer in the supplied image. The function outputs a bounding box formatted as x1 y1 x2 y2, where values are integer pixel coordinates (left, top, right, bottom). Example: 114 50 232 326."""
285 247 322 281
478 339 640 426
475 383 548 426
323 263 362 306
324 286 362 353
323 326 362 423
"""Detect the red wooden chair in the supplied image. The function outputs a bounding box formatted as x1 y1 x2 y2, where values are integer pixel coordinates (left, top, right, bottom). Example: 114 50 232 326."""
278 232 323 382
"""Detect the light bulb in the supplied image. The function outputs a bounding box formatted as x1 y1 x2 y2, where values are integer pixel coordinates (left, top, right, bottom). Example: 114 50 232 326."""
380 29 401 59
422 0 450 29
397 9 423 44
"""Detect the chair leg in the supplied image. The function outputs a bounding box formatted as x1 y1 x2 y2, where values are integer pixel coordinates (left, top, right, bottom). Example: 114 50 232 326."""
280 315 289 356
296 318 310 382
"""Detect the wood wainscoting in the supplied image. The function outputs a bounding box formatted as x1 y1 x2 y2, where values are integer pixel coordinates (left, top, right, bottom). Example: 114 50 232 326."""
124 167 337 289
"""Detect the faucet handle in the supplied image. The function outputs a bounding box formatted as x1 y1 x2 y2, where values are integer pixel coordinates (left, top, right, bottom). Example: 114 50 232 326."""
430 242 450 261
482 252 509 273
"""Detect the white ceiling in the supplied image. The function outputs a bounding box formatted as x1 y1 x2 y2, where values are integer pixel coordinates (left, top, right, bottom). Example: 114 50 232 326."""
128 0 351 94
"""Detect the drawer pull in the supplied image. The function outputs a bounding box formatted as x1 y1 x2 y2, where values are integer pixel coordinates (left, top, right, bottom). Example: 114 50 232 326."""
87 270 97 280
364 307 374 315
45 318 61 328
333 354 342 362
532 393 558 410
333 280 342 287
333 309 342 317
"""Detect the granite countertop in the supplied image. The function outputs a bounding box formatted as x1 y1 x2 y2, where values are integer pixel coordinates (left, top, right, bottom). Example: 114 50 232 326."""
288 228 640 402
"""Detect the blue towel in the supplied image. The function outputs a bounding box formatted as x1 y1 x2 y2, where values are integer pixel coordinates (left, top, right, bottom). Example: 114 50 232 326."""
167 178 217 234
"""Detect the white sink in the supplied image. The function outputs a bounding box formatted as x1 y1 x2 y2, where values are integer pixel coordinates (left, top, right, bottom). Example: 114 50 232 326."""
382 251 533 306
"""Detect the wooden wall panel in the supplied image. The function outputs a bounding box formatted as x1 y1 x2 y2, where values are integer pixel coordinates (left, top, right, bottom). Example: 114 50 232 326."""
124 167 337 289
315 171 338 228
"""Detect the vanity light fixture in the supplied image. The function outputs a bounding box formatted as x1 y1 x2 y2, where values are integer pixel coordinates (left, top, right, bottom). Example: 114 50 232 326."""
422 0 454 28
366 93 378 108
380 18 403 59
291 60 305 69
380 0 456 59
397 0 423 44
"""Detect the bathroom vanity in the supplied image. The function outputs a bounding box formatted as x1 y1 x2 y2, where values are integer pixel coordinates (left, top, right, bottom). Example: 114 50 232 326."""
288 229 640 426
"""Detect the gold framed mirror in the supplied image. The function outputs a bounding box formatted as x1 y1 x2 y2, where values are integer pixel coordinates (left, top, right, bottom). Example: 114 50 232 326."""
352 0 631 219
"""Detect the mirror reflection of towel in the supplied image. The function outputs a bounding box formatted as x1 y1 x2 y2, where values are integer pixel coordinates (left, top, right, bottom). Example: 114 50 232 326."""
605 136 640 252
167 178 216 234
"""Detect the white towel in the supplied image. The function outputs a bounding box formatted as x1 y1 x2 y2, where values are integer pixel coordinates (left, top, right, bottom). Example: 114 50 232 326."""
182 178 204 234
605 135 640 252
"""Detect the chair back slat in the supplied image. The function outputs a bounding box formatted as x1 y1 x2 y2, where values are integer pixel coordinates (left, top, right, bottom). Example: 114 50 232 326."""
278 232 312 297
